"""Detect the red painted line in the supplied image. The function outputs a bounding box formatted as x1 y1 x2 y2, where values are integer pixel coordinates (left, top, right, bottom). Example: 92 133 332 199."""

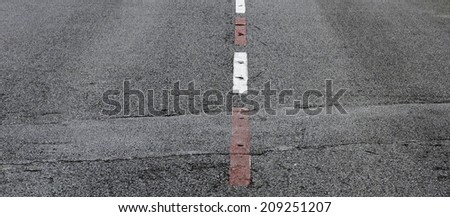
229 107 251 186
235 17 246 26
234 17 247 46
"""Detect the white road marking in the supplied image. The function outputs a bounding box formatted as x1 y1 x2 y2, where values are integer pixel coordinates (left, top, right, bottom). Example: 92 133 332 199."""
236 0 246 14
233 52 248 94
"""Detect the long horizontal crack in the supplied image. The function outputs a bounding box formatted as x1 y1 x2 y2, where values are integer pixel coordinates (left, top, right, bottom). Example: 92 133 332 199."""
2 139 448 167
2 102 450 127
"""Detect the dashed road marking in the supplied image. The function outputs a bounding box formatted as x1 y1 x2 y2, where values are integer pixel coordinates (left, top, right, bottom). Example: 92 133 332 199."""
236 0 246 14
230 0 250 187
233 52 248 94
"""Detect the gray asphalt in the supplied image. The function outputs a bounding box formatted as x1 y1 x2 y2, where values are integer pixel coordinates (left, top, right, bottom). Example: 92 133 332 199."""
1 0 449 196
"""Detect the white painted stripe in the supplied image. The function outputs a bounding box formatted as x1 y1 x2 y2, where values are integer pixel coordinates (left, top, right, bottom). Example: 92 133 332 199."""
236 0 246 14
233 52 248 94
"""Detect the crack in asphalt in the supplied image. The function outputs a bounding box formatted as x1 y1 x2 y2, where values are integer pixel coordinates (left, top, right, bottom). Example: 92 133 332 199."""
2 102 450 127
2 139 448 167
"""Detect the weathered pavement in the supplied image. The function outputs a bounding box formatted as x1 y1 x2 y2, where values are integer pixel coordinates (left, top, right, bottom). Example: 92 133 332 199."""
1 0 449 196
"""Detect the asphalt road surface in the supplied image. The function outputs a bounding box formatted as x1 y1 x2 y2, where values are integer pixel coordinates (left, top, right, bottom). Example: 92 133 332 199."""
1 0 449 196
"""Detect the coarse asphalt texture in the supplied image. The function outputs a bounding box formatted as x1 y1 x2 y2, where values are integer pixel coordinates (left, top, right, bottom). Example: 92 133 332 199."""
1 0 449 196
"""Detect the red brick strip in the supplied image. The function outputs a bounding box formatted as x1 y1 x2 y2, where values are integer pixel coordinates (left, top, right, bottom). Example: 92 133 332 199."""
234 17 247 46
229 107 251 186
